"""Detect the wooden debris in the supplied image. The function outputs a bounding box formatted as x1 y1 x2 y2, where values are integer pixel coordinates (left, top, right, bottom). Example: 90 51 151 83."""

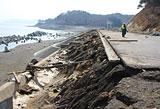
19 84 39 94
27 60 88 70
28 64 68 69
44 99 50 104
109 39 138 42
12 72 20 84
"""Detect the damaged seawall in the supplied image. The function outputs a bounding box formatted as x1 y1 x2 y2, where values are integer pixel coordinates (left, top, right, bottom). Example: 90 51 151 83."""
1 29 160 109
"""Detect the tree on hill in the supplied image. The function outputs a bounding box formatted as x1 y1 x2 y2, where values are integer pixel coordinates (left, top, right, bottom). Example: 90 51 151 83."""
138 0 160 8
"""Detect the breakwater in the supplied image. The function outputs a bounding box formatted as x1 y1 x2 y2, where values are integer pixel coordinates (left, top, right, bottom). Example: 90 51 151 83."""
0 31 68 52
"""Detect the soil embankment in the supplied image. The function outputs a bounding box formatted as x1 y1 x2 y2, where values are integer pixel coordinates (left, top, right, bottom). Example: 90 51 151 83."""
127 4 160 33
14 30 160 109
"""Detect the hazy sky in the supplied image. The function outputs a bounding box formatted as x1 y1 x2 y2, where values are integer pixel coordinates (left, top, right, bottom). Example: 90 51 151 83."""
0 0 141 20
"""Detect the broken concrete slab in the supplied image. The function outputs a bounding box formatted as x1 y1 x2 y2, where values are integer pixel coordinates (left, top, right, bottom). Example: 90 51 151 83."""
0 82 18 103
97 30 120 63
115 77 160 108
104 98 127 109
138 70 160 82
0 97 13 109
34 45 59 59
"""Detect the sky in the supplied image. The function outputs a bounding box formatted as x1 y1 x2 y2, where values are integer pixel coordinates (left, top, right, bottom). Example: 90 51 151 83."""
0 0 141 21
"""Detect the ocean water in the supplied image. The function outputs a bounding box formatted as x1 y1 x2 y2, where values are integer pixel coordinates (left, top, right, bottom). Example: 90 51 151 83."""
0 19 66 36
0 20 67 52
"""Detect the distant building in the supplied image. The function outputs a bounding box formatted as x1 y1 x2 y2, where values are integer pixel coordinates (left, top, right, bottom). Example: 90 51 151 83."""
106 21 113 29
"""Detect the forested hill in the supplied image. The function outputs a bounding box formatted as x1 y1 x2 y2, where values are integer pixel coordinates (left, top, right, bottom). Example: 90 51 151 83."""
35 10 133 29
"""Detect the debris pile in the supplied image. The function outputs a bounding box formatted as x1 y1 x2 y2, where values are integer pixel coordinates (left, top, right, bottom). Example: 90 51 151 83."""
49 30 129 109
14 29 160 109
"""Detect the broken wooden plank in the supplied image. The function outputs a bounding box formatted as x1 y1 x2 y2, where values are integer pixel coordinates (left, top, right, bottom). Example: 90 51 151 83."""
109 39 138 42
30 64 68 69
49 60 89 65
30 60 89 70
12 72 20 84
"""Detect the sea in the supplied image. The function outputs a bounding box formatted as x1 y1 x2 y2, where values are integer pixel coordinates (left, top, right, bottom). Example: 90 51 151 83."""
0 20 67 52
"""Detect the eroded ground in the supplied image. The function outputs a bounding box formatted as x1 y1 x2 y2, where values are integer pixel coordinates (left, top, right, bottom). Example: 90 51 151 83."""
14 30 160 109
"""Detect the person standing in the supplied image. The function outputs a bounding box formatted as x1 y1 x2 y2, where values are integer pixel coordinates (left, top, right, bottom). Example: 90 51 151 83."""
121 24 127 37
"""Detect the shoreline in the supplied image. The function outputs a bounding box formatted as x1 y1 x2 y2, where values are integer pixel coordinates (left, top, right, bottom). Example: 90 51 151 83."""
0 31 68 52
37 24 96 33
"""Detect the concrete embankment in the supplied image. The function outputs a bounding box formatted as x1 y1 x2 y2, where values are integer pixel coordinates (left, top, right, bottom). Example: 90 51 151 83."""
0 29 160 109
34 33 79 59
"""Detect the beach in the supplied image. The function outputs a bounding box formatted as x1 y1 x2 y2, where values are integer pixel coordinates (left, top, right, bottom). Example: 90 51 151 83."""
0 39 62 86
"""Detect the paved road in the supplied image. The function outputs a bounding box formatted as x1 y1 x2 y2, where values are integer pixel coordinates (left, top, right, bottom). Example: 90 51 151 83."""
100 30 160 69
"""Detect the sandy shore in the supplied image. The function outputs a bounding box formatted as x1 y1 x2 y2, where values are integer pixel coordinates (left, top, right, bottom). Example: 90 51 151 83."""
0 39 62 86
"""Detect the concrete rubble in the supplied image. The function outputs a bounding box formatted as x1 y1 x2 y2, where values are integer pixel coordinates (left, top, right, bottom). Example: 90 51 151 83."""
13 29 160 109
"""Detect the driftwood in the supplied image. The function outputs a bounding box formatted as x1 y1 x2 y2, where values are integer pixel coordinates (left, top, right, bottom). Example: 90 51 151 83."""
27 60 89 70
72 51 87 61
28 64 68 69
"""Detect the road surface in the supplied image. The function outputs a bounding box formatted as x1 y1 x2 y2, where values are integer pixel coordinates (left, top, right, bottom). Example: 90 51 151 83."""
100 30 160 69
